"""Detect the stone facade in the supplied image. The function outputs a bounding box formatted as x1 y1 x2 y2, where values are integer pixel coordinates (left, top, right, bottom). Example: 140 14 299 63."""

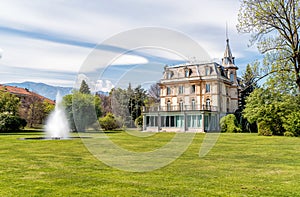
143 39 239 132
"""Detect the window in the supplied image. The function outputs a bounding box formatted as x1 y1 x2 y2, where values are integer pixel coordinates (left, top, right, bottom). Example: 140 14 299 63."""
230 72 234 82
205 67 210 76
206 99 211 109
167 71 173 79
191 85 196 93
191 99 195 110
178 86 184 94
167 87 171 95
205 83 210 93
184 68 192 77
167 100 171 111
179 100 184 111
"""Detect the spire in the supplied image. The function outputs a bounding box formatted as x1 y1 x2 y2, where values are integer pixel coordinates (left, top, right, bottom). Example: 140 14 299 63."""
222 38 235 66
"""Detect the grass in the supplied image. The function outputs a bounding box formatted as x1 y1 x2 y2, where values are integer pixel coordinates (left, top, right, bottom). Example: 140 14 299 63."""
0 131 300 196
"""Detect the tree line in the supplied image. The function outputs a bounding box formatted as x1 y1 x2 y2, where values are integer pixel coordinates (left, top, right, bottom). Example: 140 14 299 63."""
62 80 159 131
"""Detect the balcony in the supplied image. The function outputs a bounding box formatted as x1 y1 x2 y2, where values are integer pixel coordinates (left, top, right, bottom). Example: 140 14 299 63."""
143 104 217 113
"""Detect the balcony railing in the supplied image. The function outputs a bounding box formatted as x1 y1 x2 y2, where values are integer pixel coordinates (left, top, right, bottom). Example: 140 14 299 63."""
143 104 217 112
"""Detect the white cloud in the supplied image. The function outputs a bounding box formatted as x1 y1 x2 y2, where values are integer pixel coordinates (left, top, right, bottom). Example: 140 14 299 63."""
75 74 114 92
94 80 115 92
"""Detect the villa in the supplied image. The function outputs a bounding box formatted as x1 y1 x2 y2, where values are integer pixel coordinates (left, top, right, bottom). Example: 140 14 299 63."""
142 39 239 132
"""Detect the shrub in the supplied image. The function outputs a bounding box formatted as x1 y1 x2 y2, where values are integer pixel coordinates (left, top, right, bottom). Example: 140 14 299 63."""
283 111 300 137
257 121 272 136
134 115 143 129
99 113 118 131
284 131 295 137
220 114 242 133
0 113 26 132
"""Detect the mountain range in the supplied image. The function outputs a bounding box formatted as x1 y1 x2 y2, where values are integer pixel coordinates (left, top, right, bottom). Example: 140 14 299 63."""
5 82 73 100
5 81 109 100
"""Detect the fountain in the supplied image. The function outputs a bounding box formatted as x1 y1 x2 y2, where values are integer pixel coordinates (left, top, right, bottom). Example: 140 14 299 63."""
45 92 70 139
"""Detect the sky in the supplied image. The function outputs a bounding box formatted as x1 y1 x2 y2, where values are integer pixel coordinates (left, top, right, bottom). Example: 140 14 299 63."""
0 0 262 92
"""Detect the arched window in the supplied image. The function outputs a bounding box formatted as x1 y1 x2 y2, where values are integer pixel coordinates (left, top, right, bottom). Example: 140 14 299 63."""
206 98 211 110
167 100 171 111
191 99 195 110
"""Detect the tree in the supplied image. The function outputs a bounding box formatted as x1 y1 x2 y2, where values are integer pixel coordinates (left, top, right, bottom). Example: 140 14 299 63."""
128 85 147 123
0 91 25 132
243 88 299 136
27 99 45 127
79 80 91 94
220 114 242 133
110 87 132 127
63 91 102 131
97 93 112 116
237 0 300 91
147 83 160 104
0 113 26 132
235 62 258 132
134 115 143 130
99 113 118 131
0 91 20 115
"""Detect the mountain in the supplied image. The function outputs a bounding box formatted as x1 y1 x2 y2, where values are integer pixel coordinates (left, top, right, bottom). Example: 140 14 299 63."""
5 81 73 100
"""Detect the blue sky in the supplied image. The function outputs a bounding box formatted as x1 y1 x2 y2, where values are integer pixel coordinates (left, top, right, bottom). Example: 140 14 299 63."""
0 0 262 91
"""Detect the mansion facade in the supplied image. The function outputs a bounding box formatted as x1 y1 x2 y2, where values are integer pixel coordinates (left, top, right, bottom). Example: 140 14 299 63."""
142 39 239 132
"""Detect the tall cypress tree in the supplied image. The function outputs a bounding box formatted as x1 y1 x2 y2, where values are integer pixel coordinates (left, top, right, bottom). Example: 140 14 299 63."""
79 80 91 94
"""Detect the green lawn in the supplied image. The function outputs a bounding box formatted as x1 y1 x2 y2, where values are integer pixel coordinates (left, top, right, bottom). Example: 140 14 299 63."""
0 131 300 196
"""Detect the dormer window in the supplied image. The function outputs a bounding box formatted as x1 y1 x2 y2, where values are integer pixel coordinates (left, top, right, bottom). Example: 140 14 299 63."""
205 67 210 76
184 67 191 77
166 71 173 79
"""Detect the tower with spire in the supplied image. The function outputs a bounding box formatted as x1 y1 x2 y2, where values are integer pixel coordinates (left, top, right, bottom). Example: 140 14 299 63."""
222 38 238 85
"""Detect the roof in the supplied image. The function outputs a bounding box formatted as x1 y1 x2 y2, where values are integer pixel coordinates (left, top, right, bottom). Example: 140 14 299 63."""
0 84 55 105
222 39 238 69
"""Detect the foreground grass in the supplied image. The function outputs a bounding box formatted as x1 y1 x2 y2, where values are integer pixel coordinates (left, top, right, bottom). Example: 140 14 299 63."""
0 132 300 196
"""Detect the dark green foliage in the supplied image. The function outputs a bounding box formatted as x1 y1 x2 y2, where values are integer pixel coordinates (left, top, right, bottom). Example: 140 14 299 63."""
244 88 300 136
257 121 272 136
99 113 118 130
0 91 20 115
220 114 242 133
128 85 147 122
236 63 258 133
134 115 143 129
0 91 24 131
63 91 102 131
111 84 147 127
0 113 26 132
79 80 91 94
283 111 300 137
